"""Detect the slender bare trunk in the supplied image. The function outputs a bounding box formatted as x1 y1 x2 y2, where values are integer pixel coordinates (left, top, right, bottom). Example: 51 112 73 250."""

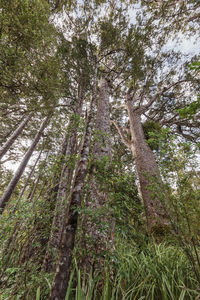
13 149 43 213
0 113 32 160
12 148 43 213
49 69 97 300
0 118 48 214
0 116 25 146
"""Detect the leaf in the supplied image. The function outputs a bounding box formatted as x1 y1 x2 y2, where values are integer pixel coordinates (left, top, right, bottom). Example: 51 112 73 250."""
36 287 40 300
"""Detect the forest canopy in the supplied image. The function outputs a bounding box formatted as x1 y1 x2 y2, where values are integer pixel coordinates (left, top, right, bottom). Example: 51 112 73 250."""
0 0 200 299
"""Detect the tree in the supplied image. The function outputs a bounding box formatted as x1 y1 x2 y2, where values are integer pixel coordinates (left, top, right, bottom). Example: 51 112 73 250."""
49 65 98 299
80 76 112 273
42 30 95 272
0 113 32 160
141 0 200 35
0 118 48 213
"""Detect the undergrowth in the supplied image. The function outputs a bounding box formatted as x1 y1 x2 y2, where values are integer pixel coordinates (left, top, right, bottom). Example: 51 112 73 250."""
39 241 199 300
1 236 200 299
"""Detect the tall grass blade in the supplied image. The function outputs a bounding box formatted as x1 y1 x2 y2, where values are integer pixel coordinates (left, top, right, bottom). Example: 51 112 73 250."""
65 268 75 300
36 287 40 300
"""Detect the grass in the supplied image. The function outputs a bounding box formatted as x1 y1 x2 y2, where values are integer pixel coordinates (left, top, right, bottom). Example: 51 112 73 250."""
2 238 199 299
62 241 200 300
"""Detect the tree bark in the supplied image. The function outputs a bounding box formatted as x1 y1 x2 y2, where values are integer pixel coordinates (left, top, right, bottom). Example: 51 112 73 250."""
49 68 97 300
0 113 32 160
126 97 168 231
0 118 48 214
81 77 112 273
92 77 111 159
43 91 84 273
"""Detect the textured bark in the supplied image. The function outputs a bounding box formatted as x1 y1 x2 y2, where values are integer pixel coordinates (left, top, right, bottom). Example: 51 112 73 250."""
126 97 168 231
81 77 112 273
0 113 32 160
92 78 111 158
49 70 97 300
43 93 83 273
0 118 48 214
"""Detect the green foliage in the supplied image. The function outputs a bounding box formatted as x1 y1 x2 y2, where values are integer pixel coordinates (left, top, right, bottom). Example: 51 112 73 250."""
111 241 199 300
100 21 121 50
177 61 200 119
155 133 200 282
108 172 142 236
89 157 142 237
189 62 200 71
57 34 96 97
177 97 200 119
56 241 200 300
36 287 40 300
143 120 168 151
0 0 51 48
177 62 200 119
0 177 55 299
0 0 61 113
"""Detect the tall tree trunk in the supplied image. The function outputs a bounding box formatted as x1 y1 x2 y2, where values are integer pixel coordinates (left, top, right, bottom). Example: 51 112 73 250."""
34 134 68 211
126 98 168 231
43 91 84 273
49 69 97 300
92 78 111 158
0 116 25 146
0 118 48 214
0 113 32 160
12 147 43 213
81 77 112 273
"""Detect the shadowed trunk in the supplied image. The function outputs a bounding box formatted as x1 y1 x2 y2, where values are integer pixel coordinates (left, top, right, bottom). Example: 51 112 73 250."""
40 132 69 216
81 77 113 273
0 113 32 160
49 68 97 300
43 90 84 273
0 118 48 214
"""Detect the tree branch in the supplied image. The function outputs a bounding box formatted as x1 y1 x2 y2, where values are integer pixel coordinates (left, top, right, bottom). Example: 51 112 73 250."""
140 79 186 113
188 13 200 22
160 112 179 125
111 120 131 149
